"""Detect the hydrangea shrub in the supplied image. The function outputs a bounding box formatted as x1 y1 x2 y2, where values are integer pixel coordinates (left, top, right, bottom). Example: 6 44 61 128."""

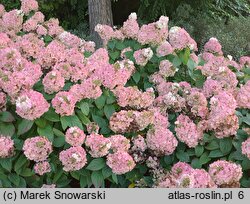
0 0 250 188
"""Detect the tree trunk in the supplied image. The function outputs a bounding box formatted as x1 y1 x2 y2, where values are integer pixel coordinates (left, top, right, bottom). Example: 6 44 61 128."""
88 0 113 48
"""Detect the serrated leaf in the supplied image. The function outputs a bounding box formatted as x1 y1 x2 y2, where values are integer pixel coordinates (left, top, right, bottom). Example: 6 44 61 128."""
132 71 140 83
104 105 116 119
195 145 204 157
79 102 89 115
112 173 118 184
14 155 27 174
208 150 225 158
102 166 112 179
53 128 65 137
176 151 190 162
60 115 83 130
91 171 104 187
86 158 105 171
37 125 54 142
205 140 219 150
110 51 120 60
0 112 15 122
43 108 60 122
199 152 211 165
95 95 106 109
219 138 232 154
17 120 33 135
92 114 107 129
0 158 12 172
0 122 15 136
20 168 33 177
80 176 88 187
8 173 20 186
76 110 91 125
35 118 47 128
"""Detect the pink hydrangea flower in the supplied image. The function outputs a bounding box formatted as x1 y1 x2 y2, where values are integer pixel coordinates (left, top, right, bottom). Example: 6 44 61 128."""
239 56 250 67
204 37 223 55
113 86 154 109
175 114 201 148
59 146 87 172
23 136 52 162
146 127 178 156
0 4 5 17
169 26 197 51
86 122 100 134
159 60 177 77
34 161 51 176
0 92 7 112
236 81 250 109
16 90 50 120
0 136 15 158
134 48 153 66
42 70 65 94
85 133 111 158
110 135 130 152
52 91 77 116
21 0 38 14
209 160 242 187
107 151 136 175
242 138 250 159
156 41 173 57
65 127 86 147
132 135 147 152
121 13 139 39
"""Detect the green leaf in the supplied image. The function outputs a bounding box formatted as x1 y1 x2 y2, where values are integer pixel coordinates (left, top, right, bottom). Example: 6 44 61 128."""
92 115 107 129
104 104 116 119
0 158 12 172
20 168 33 177
242 159 250 170
53 136 65 148
110 51 120 60
132 71 141 83
37 125 54 142
199 152 211 165
14 155 27 174
116 41 125 50
79 102 89 115
0 122 15 136
219 138 232 154
176 151 190 162
17 120 33 135
43 108 60 122
102 166 112 179
208 150 225 158
179 48 190 65
86 158 106 171
60 115 83 130
8 173 20 186
112 173 118 184
107 41 115 50
195 145 204 157
205 140 219 150
173 56 182 67
70 171 80 180
76 111 91 125
191 158 202 169
35 118 47 128
91 171 104 188
53 128 65 137
242 116 250 125
95 95 106 109
80 176 88 187
0 111 15 122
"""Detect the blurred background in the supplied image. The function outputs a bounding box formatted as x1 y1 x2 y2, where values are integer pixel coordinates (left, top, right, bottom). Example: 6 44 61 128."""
1 0 250 59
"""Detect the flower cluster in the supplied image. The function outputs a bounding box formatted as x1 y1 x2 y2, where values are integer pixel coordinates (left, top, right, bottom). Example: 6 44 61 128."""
65 127 86 147
59 146 87 172
34 161 51 176
242 138 250 159
208 160 242 187
107 151 135 175
85 133 111 158
16 90 49 120
157 162 216 188
23 136 52 162
0 136 14 158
